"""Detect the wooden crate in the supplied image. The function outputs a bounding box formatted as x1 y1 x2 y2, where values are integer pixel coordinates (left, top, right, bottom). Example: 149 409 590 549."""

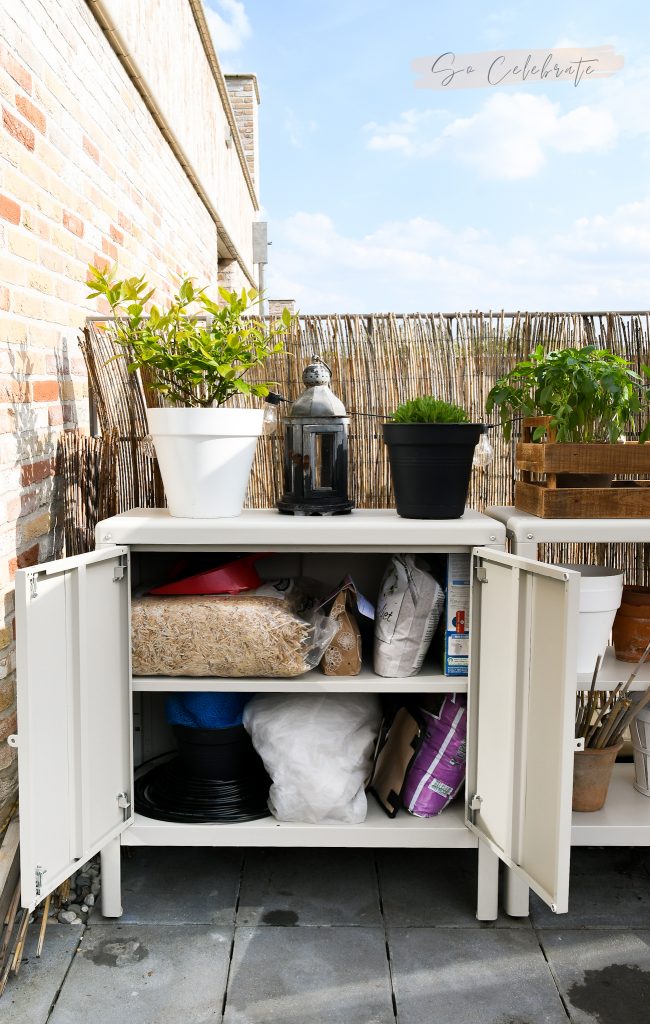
515 480 650 518
514 417 650 518
516 442 650 477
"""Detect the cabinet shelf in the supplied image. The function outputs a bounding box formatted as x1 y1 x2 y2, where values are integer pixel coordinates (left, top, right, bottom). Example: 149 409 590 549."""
576 646 650 690
124 800 475 849
131 661 467 694
572 764 650 845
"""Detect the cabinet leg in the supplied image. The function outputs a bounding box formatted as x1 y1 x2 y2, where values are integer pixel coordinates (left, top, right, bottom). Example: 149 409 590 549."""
504 867 530 917
100 837 123 918
476 840 499 921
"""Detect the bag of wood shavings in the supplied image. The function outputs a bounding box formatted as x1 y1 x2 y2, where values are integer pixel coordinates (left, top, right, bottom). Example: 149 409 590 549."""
131 579 337 678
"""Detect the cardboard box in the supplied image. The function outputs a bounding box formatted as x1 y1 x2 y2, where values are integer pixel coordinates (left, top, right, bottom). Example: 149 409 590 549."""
443 553 470 676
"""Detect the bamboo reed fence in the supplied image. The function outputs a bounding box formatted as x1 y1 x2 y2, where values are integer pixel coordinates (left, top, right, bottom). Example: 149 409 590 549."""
59 311 650 581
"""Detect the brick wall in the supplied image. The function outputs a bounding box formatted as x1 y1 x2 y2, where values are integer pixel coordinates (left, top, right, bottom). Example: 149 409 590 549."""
0 0 259 818
225 74 260 196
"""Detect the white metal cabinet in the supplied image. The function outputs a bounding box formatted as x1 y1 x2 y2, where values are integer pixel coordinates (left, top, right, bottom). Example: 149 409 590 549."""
488 506 650 916
12 508 579 921
12 548 133 911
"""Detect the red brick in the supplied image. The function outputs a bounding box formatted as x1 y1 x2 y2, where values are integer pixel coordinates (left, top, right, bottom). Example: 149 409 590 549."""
101 237 118 260
0 286 9 311
7 558 17 581
0 194 20 225
117 211 131 232
91 253 110 273
83 135 99 163
109 224 124 245
62 209 84 237
63 403 78 424
0 380 30 403
16 545 39 569
32 380 59 402
48 406 63 426
1 51 31 94
21 459 54 486
2 107 34 151
15 94 45 135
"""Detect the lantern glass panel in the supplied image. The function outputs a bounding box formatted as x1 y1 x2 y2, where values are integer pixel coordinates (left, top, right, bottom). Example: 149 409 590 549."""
314 433 334 490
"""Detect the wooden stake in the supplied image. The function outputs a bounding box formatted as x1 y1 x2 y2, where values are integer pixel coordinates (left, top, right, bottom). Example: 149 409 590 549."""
10 908 30 975
36 895 51 958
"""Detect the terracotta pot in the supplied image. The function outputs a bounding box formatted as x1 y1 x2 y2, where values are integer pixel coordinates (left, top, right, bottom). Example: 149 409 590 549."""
572 743 622 812
612 585 650 662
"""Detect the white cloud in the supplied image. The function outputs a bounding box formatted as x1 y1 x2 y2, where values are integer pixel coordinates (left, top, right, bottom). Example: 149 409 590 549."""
364 109 442 156
267 201 650 313
366 93 617 179
205 0 251 54
443 93 617 178
284 108 318 149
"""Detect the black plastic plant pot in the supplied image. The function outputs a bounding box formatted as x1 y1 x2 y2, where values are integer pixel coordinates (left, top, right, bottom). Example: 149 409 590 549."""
383 422 484 519
173 724 259 781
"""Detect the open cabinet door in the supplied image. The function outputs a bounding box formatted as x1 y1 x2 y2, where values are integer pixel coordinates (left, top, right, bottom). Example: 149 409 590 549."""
13 547 133 910
466 548 579 914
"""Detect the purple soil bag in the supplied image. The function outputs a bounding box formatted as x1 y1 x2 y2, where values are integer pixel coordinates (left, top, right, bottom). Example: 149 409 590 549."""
402 694 467 817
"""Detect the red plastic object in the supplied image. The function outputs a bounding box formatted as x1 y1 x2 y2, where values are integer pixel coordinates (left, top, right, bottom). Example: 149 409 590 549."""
148 554 263 596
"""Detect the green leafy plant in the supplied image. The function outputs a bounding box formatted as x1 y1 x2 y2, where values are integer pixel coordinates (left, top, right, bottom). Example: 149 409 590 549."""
486 345 650 443
390 396 470 424
87 264 295 408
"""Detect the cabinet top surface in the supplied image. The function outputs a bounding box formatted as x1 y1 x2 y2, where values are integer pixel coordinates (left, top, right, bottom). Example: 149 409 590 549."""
488 505 650 542
95 507 505 548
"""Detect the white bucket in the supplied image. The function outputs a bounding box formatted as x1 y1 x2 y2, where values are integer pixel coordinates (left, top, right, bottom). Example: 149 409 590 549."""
146 407 264 518
630 703 650 797
559 564 624 675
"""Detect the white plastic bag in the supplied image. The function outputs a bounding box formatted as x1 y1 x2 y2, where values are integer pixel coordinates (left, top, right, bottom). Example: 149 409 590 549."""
243 694 382 823
374 555 444 677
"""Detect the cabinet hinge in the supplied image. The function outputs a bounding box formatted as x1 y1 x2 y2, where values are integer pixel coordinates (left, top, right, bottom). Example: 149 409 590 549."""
574 737 585 752
475 566 488 583
113 555 128 582
117 791 131 821
469 794 482 823
35 865 46 897
30 575 38 599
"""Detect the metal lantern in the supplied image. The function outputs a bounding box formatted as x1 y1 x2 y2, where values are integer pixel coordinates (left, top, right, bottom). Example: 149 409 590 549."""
277 358 354 515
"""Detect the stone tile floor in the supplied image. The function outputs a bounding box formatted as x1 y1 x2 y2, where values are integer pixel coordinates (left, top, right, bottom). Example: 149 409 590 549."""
3 847 650 1023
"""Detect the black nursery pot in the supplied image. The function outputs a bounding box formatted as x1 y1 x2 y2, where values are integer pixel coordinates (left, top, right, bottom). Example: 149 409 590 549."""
383 422 484 519
173 724 258 780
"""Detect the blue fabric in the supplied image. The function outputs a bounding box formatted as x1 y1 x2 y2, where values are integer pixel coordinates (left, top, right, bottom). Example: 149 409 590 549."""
166 692 251 729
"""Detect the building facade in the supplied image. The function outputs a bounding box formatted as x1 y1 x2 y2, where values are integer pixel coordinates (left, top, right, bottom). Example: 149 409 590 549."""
0 0 261 818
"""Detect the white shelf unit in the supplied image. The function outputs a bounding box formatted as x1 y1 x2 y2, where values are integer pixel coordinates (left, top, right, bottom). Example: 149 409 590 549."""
132 661 467 695
14 507 584 923
488 506 650 915
126 801 474 849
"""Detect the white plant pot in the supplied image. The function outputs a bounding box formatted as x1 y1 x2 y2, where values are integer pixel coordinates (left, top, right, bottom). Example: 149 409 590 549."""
559 564 624 674
146 407 264 518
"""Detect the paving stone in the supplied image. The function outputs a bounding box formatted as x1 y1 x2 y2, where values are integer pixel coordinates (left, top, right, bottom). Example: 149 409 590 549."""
223 926 394 1023
1 922 82 1024
93 847 243 925
237 849 382 927
48 924 232 1024
540 929 650 1024
378 849 531 928
531 848 650 928
389 927 567 1023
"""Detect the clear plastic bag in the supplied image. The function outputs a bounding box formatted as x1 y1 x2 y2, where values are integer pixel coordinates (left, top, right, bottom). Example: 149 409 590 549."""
131 579 338 678
243 693 382 822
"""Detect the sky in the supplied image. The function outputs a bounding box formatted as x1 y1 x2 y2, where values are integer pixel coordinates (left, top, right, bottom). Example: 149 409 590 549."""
204 1 650 313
